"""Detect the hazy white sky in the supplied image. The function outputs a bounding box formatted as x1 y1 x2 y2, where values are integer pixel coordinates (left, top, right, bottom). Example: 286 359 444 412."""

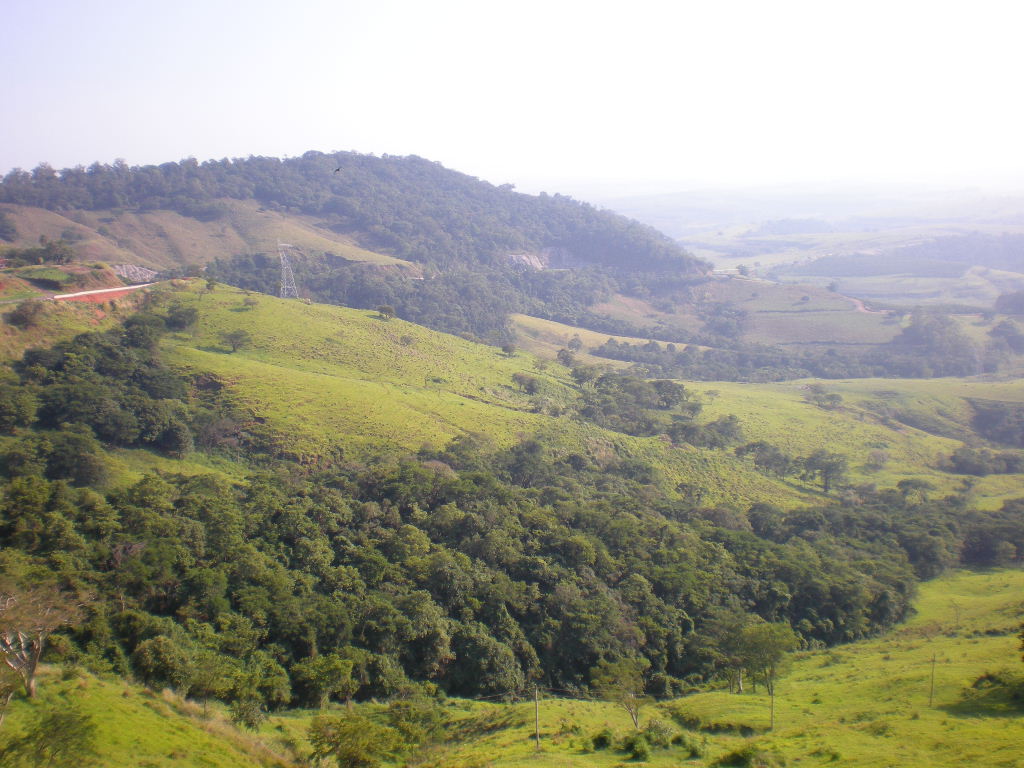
3 0 1023 194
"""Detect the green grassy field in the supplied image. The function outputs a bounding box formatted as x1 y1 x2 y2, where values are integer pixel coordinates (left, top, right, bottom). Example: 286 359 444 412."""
162 284 561 461
0 672 294 767
511 313 700 366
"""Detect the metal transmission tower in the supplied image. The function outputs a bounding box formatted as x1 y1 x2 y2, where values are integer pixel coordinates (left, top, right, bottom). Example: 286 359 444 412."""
277 242 300 299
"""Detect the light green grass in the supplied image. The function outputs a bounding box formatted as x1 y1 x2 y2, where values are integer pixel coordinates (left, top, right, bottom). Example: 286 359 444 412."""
0 292 145 363
694 379 964 494
512 313 697 365
589 280 906 347
0 274 44 302
163 286 562 460
701 278 852 312
784 266 1024 310
1 672 294 767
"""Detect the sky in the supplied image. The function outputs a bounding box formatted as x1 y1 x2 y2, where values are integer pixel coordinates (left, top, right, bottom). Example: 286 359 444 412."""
4 0 1024 196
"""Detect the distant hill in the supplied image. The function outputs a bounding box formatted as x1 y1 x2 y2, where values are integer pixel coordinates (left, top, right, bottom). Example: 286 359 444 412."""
0 152 707 276
778 233 1024 279
0 151 708 340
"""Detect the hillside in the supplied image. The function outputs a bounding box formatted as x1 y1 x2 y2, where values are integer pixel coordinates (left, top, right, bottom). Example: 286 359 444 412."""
0 151 713 345
0 199 412 272
1 281 1020 712
0 153 706 276
5 569 1017 767
149 282 1024 510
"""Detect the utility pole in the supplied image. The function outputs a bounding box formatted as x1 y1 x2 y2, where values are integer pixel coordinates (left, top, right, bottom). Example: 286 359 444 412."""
534 685 540 751
928 654 936 707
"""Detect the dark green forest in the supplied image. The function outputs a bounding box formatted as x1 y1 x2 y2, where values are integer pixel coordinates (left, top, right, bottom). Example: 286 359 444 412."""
2 310 1022 720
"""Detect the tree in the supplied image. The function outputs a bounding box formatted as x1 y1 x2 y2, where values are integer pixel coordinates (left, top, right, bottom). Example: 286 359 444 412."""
130 635 192 694
221 329 252 353
700 605 757 693
802 450 848 493
501 343 516 357
448 623 524 696
897 478 936 503
556 348 576 367
737 622 799 697
386 694 445 746
165 303 198 330
0 385 37 433
376 305 396 320
0 665 19 728
291 653 355 709
308 713 403 768
0 211 17 242
188 649 235 713
590 656 650 729
0 583 84 698
511 372 539 394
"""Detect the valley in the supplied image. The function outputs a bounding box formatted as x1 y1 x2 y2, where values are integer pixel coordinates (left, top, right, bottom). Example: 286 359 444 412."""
0 153 1022 767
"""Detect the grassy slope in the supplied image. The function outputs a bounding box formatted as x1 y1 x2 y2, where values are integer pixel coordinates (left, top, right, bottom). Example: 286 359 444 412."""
1 671 294 767
162 283 557 461
511 313 680 366
519 307 1023 508
0 288 145 363
160 284 885 508
1 200 409 271
153 283 1021 509
3 281 1018 507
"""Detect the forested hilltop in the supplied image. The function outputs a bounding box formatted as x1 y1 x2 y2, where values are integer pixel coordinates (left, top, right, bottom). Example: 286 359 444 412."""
0 152 705 274
0 151 711 341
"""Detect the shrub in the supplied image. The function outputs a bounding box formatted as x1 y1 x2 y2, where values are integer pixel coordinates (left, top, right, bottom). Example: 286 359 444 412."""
671 731 706 758
6 300 46 329
621 732 651 761
642 717 675 748
715 743 787 767
591 727 616 749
